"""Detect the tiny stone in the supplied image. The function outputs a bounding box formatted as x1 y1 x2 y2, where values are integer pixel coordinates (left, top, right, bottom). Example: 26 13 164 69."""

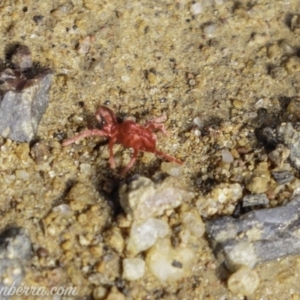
221 149 234 163
61 240 72 250
147 72 157 85
52 204 71 214
268 144 290 168
77 213 88 223
191 2 202 15
277 123 300 171
11 45 32 71
179 229 191 244
122 258 145 281
78 36 92 55
36 247 49 258
80 163 92 174
193 116 203 128
15 169 29 181
194 129 201 136
246 162 270 194
287 97 300 120
228 266 260 295
197 183 243 217
121 75 130 82
79 235 90 246
285 56 300 74
180 210 205 238
127 218 169 256
147 238 194 282
246 176 269 193
89 246 103 258
242 193 269 207
172 260 183 268
160 162 183 177
30 140 50 163
106 287 125 300
93 286 108 300
203 23 216 37
104 227 124 254
202 0 214 7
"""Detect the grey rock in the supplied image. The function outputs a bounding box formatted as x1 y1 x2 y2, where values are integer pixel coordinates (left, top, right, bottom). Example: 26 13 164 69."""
242 193 269 207
0 228 31 299
0 45 52 142
271 169 294 184
206 194 300 271
277 123 300 170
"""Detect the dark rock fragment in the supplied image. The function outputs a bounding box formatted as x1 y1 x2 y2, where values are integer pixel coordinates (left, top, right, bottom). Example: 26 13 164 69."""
242 193 269 207
0 228 31 299
271 169 294 184
277 122 300 170
0 45 52 142
206 194 300 271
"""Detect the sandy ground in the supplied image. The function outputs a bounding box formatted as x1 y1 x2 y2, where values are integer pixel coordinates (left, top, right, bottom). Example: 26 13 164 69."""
1 0 300 299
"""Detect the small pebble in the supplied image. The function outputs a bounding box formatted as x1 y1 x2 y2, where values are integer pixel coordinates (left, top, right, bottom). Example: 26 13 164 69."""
122 258 145 281
79 235 90 246
93 286 108 300
194 129 201 137
268 144 290 168
147 238 194 282
15 169 29 181
203 23 216 37
104 227 124 254
221 149 234 163
193 116 203 128
127 218 169 256
160 162 183 177
228 266 260 295
246 176 269 193
80 163 92 174
242 193 269 207
191 2 203 15
78 36 92 55
52 204 71 214
106 287 125 300
180 209 205 238
36 247 49 258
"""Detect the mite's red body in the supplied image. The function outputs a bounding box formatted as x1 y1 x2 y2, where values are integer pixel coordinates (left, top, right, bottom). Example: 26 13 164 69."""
63 106 183 174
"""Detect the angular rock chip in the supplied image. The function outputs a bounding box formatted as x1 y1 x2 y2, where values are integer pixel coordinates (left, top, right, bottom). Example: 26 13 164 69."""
119 175 195 221
0 227 31 299
206 194 300 271
271 169 294 184
242 193 269 207
0 45 52 142
277 123 300 171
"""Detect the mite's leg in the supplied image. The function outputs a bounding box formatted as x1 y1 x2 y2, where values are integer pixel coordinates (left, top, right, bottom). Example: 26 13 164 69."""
121 149 139 175
144 115 169 136
154 149 183 165
62 129 107 146
108 137 117 169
